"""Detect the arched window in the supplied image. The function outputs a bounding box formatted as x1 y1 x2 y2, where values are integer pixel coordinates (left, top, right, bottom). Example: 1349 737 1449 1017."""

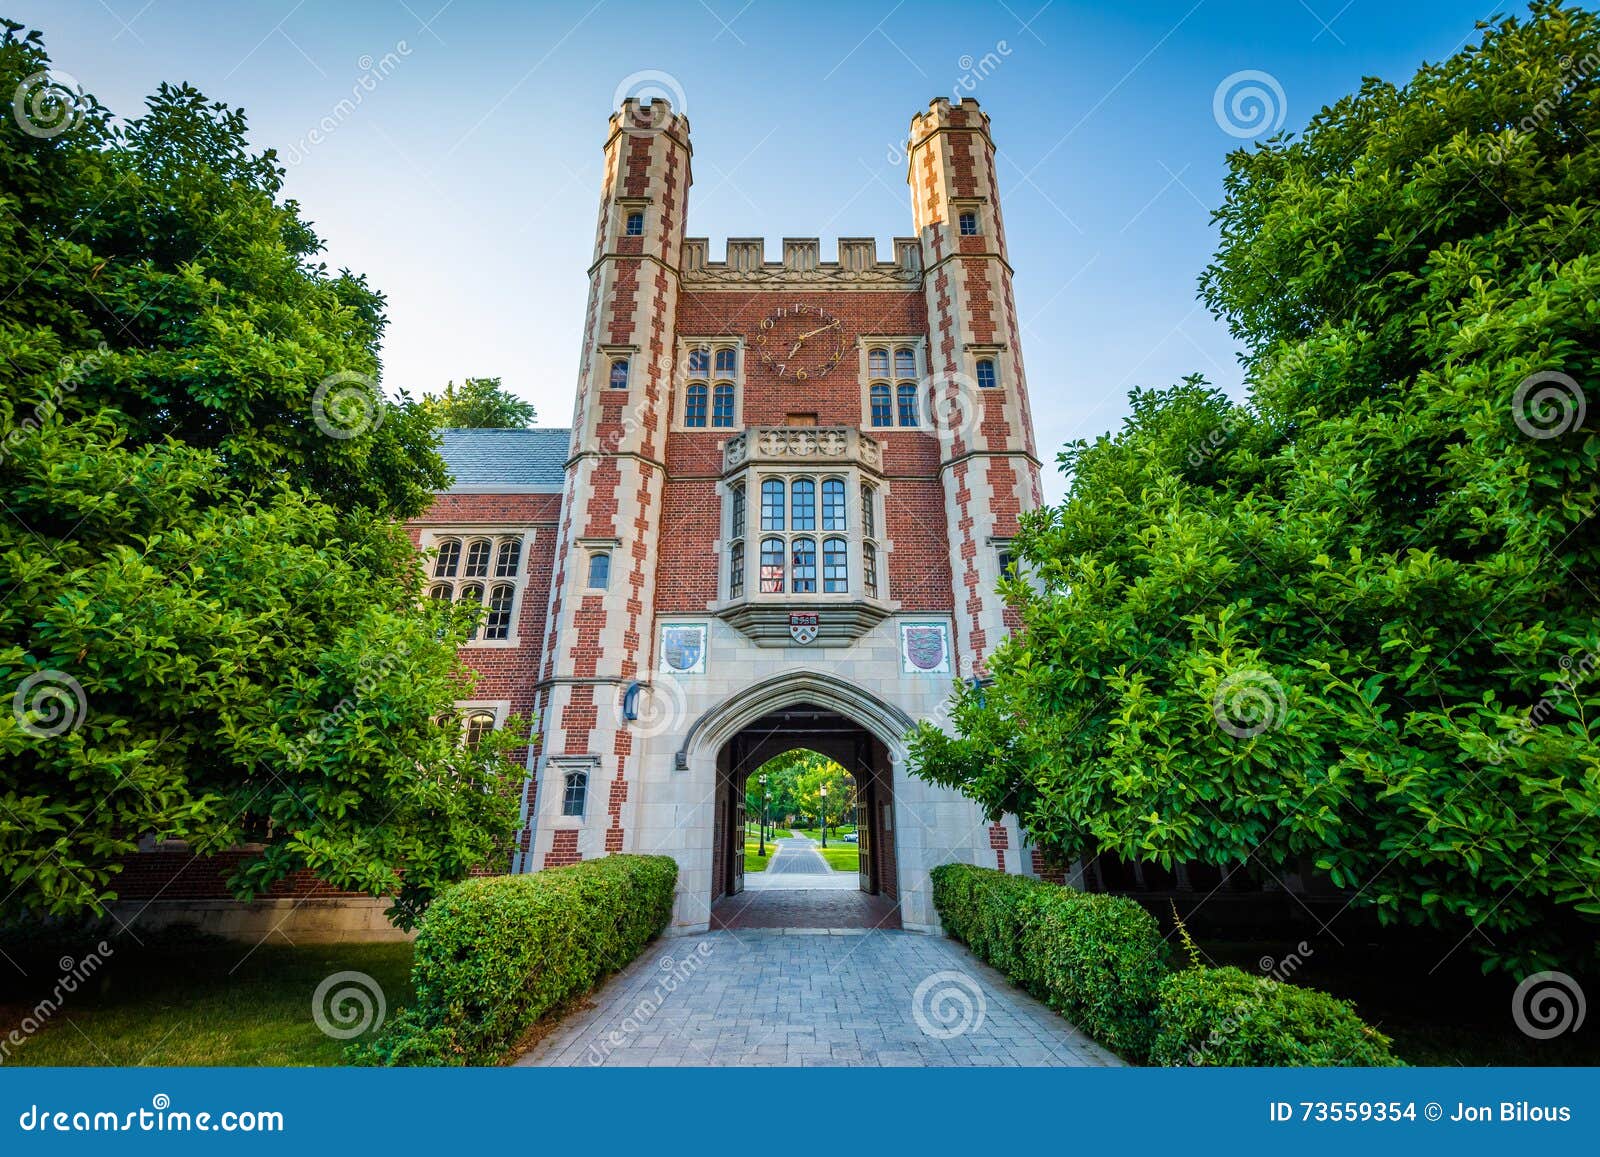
760 537 785 593
587 552 610 590
894 347 916 378
609 358 629 389
730 483 746 539
714 348 736 377
428 583 452 600
484 583 514 639
434 539 461 578
976 357 997 389
760 479 785 530
458 583 484 638
823 537 848 593
685 382 708 427
791 477 816 530
463 539 491 578
688 347 710 376
495 538 521 578
869 383 892 427
864 543 879 598
860 484 877 539
897 382 919 427
791 537 817 594
729 541 745 598
868 348 889 378
712 382 735 427
463 711 496 748
822 478 846 530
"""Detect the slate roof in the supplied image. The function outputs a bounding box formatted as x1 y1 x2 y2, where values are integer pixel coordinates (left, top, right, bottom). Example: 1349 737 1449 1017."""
437 427 571 492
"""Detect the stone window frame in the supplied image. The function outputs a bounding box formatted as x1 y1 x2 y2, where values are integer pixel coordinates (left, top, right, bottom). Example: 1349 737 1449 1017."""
453 699 511 749
966 341 1007 393
544 755 600 828
721 467 888 605
674 336 744 432
857 336 926 430
614 196 649 246
422 529 530 649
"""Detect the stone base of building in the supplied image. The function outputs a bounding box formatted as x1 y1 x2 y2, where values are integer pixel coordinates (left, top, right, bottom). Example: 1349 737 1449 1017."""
111 898 413 944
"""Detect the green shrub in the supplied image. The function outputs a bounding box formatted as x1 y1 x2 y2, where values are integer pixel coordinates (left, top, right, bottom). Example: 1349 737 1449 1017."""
1151 965 1401 1067
1017 884 1169 1058
359 854 677 1065
930 864 1167 1059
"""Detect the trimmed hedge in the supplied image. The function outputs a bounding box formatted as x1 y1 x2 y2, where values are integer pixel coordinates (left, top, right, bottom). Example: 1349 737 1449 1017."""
359 854 677 1066
929 863 1398 1066
1151 965 1400 1067
930 863 1167 1057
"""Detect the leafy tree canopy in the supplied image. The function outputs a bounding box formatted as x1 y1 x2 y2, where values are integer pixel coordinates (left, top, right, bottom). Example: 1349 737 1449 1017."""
912 1 1599 973
0 23 522 927
420 377 537 429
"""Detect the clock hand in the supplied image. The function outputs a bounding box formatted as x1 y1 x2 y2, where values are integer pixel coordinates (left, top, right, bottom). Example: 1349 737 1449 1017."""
795 319 840 342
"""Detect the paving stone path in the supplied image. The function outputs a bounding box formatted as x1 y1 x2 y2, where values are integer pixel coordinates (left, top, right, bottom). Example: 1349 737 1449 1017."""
765 835 831 875
516 929 1122 1068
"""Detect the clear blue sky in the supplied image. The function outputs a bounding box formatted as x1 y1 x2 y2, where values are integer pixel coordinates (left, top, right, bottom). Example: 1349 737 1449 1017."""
22 0 1495 500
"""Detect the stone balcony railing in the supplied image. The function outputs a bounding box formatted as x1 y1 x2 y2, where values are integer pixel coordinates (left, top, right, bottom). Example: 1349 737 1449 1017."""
722 426 882 474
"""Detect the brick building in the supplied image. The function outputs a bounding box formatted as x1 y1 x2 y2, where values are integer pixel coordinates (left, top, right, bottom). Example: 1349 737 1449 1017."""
415 96 1046 934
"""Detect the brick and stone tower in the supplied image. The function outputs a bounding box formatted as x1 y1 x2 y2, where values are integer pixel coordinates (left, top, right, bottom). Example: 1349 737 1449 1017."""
908 97 1044 681
520 98 692 871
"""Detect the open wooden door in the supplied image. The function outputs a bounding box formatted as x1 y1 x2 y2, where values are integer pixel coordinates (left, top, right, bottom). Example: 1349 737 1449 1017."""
855 788 875 893
731 799 747 895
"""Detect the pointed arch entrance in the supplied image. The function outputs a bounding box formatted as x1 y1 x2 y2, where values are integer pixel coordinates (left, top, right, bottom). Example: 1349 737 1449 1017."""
678 673 913 930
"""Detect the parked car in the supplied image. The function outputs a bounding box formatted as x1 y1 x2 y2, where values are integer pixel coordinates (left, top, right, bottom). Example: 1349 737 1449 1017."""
842 833 858 843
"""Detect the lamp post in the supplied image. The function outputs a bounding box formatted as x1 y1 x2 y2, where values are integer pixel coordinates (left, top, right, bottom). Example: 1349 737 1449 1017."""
819 784 828 848
758 775 768 858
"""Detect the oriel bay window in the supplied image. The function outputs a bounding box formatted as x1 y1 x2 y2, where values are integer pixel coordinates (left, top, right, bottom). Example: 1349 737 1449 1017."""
727 475 884 602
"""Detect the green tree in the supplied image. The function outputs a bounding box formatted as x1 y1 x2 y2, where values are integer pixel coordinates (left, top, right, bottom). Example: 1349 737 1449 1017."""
912 2 1599 973
0 24 523 928
420 377 537 429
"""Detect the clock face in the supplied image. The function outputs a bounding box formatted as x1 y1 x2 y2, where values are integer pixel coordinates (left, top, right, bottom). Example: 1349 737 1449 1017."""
753 303 848 381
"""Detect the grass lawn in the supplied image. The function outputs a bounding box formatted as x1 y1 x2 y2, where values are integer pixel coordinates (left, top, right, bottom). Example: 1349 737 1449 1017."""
1198 938 1600 1067
813 845 859 872
743 839 775 873
1 937 414 1066
793 826 855 843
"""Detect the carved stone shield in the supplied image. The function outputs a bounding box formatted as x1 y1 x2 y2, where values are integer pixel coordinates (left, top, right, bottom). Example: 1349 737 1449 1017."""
904 625 948 672
789 612 819 646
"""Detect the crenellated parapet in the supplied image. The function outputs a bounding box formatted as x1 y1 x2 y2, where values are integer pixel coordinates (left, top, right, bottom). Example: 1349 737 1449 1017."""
681 236 921 290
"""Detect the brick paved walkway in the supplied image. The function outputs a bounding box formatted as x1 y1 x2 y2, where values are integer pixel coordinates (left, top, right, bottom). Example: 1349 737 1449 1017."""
711 888 901 929
515 930 1122 1068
